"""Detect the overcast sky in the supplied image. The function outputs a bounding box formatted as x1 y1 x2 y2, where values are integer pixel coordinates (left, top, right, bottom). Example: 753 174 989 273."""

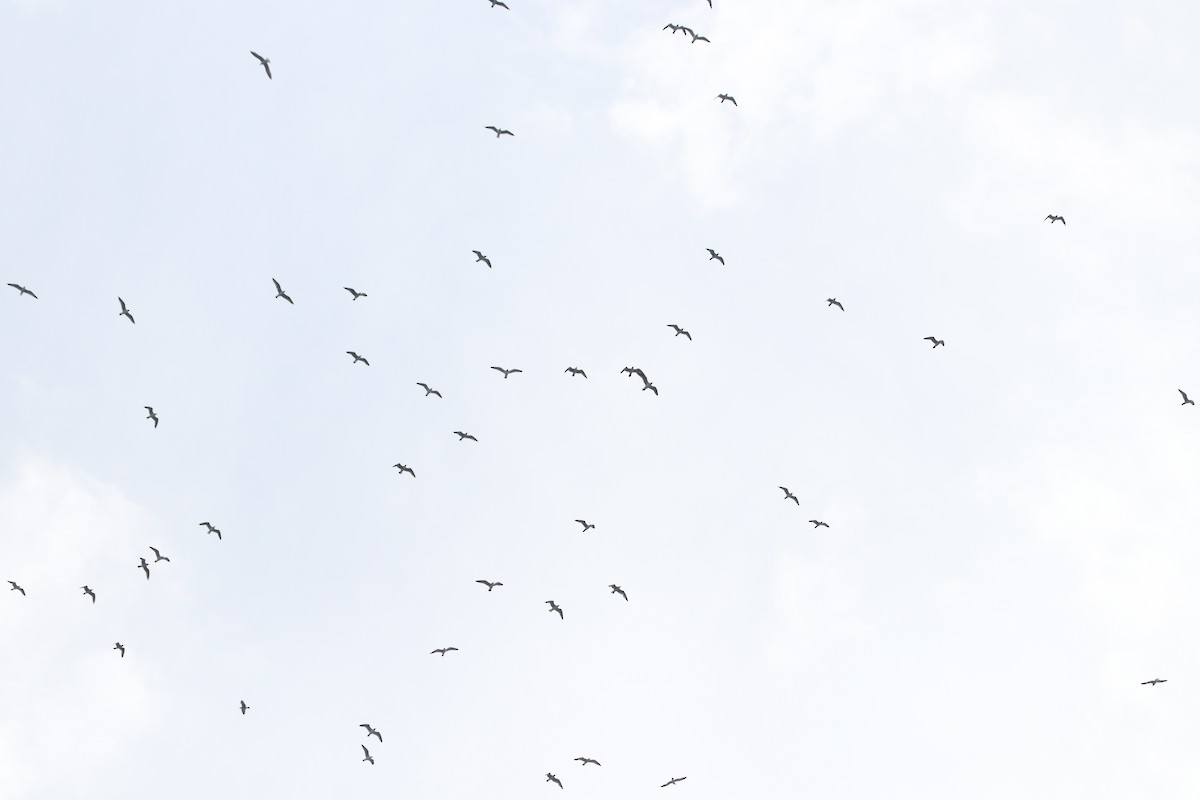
3 0 1200 797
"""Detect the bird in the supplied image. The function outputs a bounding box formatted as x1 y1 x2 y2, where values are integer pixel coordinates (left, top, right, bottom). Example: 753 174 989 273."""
489 0 509 7
114 643 125 658
691 32 710 43
644 382 659 396
664 23 682 33
1045 214 1065 224
827 298 844 311
622 366 649 384
6 283 36 298
81 585 96 603
361 745 374 765
476 580 503 591
8 581 25 596
472 250 493 268
118 297 135 324
417 382 443 397
394 463 416 477
485 126 515 137
575 757 601 766
491 366 522 379
144 407 158 428
431 647 459 656
250 51 272 79
576 519 596 532
546 774 563 789
809 520 829 528
662 777 687 788
779 487 800 505
1142 679 1167 686
137 558 150 580
546 600 564 619
668 324 692 340
565 367 587 378
924 337 945 348
1180 390 1194 406
609 584 628 601
149 547 170 563
239 700 249 715
454 431 478 442
716 94 737 105
272 278 293 304
199 522 222 540
706 248 724 264
359 724 383 742
343 287 367 300
347 351 370 366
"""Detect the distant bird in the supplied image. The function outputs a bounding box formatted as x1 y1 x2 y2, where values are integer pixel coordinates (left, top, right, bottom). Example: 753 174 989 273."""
924 337 945 348
1142 678 1167 686
394 463 416 477
454 431 478 442
664 23 683 33
546 600 564 619
662 777 687 788
1045 214 1065 224
565 367 587 378
706 248 724 265
489 0 509 7
6 283 36 298
546 774 563 789
779 487 799 505
114 643 125 658
472 250 493 268
691 32 710 43
644 383 659 396
118 297 136 324
485 126 515 138
827 298 844 311
272 278 293 304
240 700 249 715
1180 389 1194 406
417 382 443 397
609 584 628 601
622 366 650 386
8 581 25 596
809 520 829 528
477 580 503 591
250 51 272 79
149 547 170 563
360 724 383 742
575 757 601 766
81 585 96 603
576 519 595 532
137 558 150 580
344 287 367 300
347 351 370 366
144 407 158 428
668 324 692 340
431 647 459 656
199 522 222 540
361 745 375 765
491 366 523 379
716 94 737 105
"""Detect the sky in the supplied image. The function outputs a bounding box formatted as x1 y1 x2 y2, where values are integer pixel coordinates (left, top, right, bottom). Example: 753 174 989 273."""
3 0 1200 797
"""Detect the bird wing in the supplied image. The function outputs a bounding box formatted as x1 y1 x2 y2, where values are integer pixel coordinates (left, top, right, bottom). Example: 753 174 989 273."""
924 337 936 342
119 297 128 312
491 366 505 373
272 278 282 293
511 368 522 373
362 745 370 756
264 63 272 79
417 383 429 390
251 51 265 63
1180 390 1190 400
730 97 737 105
683 331 692 340
486 126 499 133
344 287 356 296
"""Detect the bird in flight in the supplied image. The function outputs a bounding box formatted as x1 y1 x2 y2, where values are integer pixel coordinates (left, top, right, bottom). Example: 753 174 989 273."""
565 367 587 378
485 126 515 138
8 581 25 596
199 522 222 540
664 23 683 33
546 600 564 619
668 324 692 340
621 366 656 392
272 278 293 304
706 248 724 265
250 51 272 79
1180 390 1194 406
240 700 249 715
361 745 375 765
114 643 125 658
576 519 596 532
827 298 844 311
1142 678 1167 686
145 407 159 428
809 520 829 528
454 431 478 442
609 584 628 601
118 297 136 324
575 757 601 766
416 382 443 397
344 287 367 300
360 724 384 741
393 463 416 477
779 487 799 505
546 774 563 789
137 557 151 580
347 351 370 366
7 283 36 298
149 546 170 563
662 777 688 788
492 366 523 379
716 94 737 105
1045 214 1065 224
924 337 945 348
477 580 503 591
691 32 710 43
82 585 96 603
472 250 493 268
489 0 509 8
431 647 460 656
644 382 659 396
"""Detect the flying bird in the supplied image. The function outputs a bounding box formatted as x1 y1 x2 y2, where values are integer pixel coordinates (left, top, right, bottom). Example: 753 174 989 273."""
546 600 564 619
546 774 563 789
809 520 829 528
476 580 503 591
137 558 150 580
576 519 595 532
82 585 96 603
250 51 272 79
118 297 135 324
472 250 493 268
454 431 478 442
662 777 688 788
199 522 222 540
827 298 844 311
1045 214 1065 224
149 547 170 563
489 0 509 7
114 643 125 658
706 248 724 264
431 647 460 656
359 724 383 741
609 584 628 601
664 23 682 33
393 463 416 477
644 382 659 396
361 745 375 765
485 126 515 137
1180 389 1194 406
779 487 800 505
491 366 523 378
716 94 737 105
6 283 36 298
575 757 601 766
924 337 945 348
691 32 710 43
565 367 587 378
240 700 249 715
344 287 367 300
668 324 692 340
347 351 370 366
272 278 293 304
8 581 25 595
1142 679 1167 686
417 382 443 397
144 407 158 428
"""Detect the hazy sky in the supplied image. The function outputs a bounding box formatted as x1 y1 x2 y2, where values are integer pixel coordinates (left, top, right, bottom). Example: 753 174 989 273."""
3 0 1200 797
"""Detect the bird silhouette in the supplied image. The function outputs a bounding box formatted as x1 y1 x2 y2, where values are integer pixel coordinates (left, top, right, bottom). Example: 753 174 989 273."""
199 522 222 540
144 407 158 428
149 547 170 563
250 51 272 79
8 581 25 596
239 700 249 715
576 519 596 532
609 584 628 601
691 32 710 43
114 642 125 658
491 366 522 378
272 278 293 304
575 757 601 766
827 298 844 311
779 487 800 505
360 724 383 741
1180 390 1194 406
344 287 367 300
662 777 688 787
431 647 459 656
476 580 503 591
489 0 510 8
644 382 659 396
664 23 683 33
347 351 370 366
1045 214 1065 224
485 126 515 138
137 558 150 580
454 431 478 442
706 248 724 265
565 367 587 378
1142 679 1167 686
809 520 829 528
546 774 563 788
7 283 36 298
416 382 443 397
668 324 692 340
393 463 416 477
361 745 375 765
716 94 737 105
118 297 136 324
81 585 96 603
546 600 564 619
472 250 493 268
924 337 945 348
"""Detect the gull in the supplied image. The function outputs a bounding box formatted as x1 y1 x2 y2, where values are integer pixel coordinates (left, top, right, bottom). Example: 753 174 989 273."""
149 546 170 563
272 278 293 304
7 283 36 298
809 520 829 528
344 287 367 300
485 126 515 138
575 757 601 766
114 643 125 658
250 51 272 79
924 337 945 348
716 94 737 105
240 700 249 715
417 382 443 397
476 580 503 591
546 774 563 789
622 366 649 384
668 324 692 340
347 351 370 366
827 298 844 311
706 248 724 265
137 557 150 580
393 463 416 477
472 250 493 268
576 519 596 532
454 431 478 442
82 585 96 603
691 32 710 43
118 297 136 324
779 487 799 505
431 647 459 656
662 777 687 788
1045 214 1065 225
361 745 375 765
489 0 509 7
8 581 25 596
644 382 659 396
359 724 383 741
145 407 158 428
492 366 522 378
609 584 628 601
199 522 222 540
1142 679 1167 686
664 23 682 33
1180 390 1194 406
565 367 587 378
546 600 564 619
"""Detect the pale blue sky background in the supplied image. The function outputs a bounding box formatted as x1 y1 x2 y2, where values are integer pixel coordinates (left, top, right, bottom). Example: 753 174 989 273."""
3 0 1200 797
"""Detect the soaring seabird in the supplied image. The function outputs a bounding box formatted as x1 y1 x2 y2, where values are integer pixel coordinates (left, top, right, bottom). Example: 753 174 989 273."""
546 774 563 788
360 724 383 741
1180 389 1194 406
485 126 515 137
240 700 249 715
779 487 800 505
546 600 564 619
662 777 688 787
827 298 844 311
393 463 416 477
476 580 503 591
149 546 170 563
608 584 628 601
347 351 370 366
924 337 945 348
454 431 478 441
250 51 272 79
114 642 125 657
565 367 587 378
1142 679 1167 686
272 278 293 304
706 248 724 265
199 522 222 540
417 382 443 397
118 297 136 324
1045 214 1065 224
145 407 159 428
82 585 96 603
716 94 737 105
361 745 375 764
344 287 367 300
491 366 522 378
8 581 25 595
668 324 692 340
431 647 460 656
137 557 151 580
809 520 829 529
472 250 493 268
575 757 601 766
576 519 595 532
6 283 36 298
